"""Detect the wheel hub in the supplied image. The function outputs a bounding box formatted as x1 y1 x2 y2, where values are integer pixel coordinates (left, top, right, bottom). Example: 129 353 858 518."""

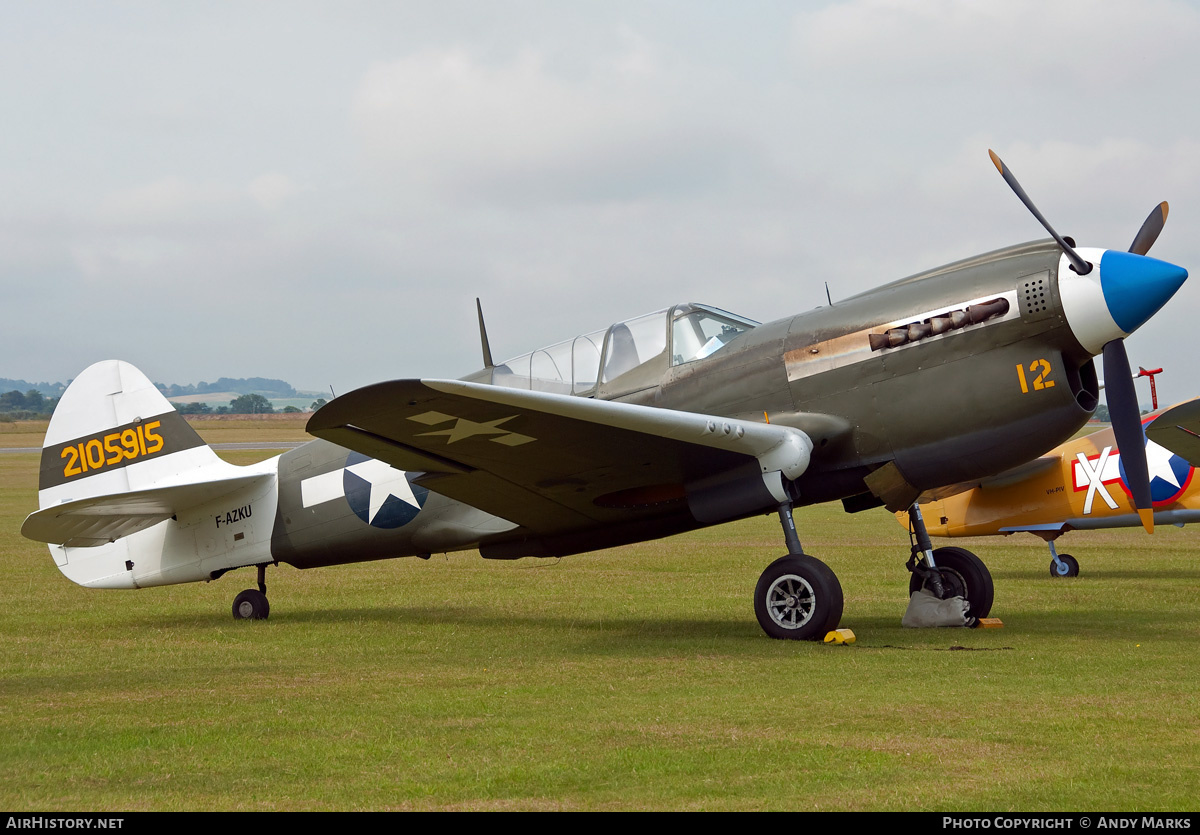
924 567 966 600
766 574 815 629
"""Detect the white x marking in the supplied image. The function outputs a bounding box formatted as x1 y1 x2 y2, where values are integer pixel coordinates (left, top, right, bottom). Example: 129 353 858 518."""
1076 446 1119 515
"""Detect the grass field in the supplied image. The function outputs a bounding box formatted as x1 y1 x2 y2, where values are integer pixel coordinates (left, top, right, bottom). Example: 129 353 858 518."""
2 424 1198 810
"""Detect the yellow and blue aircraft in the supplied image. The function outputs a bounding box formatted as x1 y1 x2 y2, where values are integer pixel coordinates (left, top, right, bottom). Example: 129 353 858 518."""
906 400 1200 577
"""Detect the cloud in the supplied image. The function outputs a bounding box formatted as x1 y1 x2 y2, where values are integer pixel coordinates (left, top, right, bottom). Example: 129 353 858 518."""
248 173 304 211
98 177 244 227
350 42 742 204
792 0 1200 90
68 173 315 286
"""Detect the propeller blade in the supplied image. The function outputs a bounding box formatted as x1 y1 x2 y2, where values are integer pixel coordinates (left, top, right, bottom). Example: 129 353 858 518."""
989 150 1092 275
1129 201 1169 256
1102 339 1154 532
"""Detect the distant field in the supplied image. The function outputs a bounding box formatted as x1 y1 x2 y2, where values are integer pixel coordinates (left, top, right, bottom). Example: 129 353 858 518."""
0 421 48 449
3 422 1199 810
185 414 312 445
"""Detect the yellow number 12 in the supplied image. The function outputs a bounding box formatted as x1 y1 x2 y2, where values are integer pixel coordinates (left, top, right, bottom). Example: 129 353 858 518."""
1017 359 1055 393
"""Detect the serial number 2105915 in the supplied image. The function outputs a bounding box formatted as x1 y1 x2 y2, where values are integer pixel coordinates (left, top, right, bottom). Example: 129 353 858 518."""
61 421 165 477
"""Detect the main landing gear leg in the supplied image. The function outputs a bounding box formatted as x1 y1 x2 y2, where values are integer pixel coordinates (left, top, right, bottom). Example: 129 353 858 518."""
777 501 804 557
905 502 994 622
1047 540 1080 578
905 502 945 598
232 564 271 621
753 501 844 641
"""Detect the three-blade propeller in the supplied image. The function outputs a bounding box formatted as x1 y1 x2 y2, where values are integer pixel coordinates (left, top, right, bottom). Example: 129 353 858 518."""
989 150 1166 532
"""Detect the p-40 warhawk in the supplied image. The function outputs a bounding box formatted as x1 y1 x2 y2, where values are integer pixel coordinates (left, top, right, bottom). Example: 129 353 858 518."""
22 152 1189 639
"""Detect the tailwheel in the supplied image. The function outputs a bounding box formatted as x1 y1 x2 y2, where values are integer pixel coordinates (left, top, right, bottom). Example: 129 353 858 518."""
755 555 844 641
908 546 993 620
1050 553 1080 578
232 588 270 620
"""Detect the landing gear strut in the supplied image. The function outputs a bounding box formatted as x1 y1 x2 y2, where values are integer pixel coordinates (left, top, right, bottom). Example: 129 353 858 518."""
904 503 994 621
753 501 844 641
1047 540 1080 578
232 564 271 621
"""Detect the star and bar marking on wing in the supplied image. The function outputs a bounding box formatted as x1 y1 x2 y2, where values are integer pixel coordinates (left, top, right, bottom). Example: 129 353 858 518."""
408 410 535 446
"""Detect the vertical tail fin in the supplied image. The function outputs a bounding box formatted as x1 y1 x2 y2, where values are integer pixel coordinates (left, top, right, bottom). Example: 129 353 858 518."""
37 360 221 505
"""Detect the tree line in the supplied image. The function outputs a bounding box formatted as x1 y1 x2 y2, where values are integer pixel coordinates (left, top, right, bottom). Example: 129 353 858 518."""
1 384 322 419
0 389 58 418
155 377 297 398
173 394 325 415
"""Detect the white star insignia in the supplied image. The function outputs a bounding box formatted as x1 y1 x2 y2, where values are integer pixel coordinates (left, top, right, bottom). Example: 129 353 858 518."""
1143 439 1183 489
345 458 420 524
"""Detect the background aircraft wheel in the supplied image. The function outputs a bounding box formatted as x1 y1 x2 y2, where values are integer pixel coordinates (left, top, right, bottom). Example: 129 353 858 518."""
1050 553 1080 578
908 546 993 619
232 589 270 620
754 555 843 641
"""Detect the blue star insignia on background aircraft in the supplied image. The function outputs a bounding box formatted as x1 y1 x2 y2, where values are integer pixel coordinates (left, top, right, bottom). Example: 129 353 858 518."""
21 151 1191 638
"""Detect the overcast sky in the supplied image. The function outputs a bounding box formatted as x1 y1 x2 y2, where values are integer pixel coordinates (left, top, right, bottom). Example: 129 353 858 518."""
4 0 1200 408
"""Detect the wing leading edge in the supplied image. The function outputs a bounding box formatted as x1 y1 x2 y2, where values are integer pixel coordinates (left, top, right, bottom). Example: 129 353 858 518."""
308 379 814 536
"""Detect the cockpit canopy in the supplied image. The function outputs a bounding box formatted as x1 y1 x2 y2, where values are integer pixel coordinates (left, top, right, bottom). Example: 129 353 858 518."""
488 303 758 397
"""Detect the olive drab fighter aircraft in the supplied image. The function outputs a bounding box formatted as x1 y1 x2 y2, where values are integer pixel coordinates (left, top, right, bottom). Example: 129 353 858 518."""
905 398 1200 578
21 151 1190 639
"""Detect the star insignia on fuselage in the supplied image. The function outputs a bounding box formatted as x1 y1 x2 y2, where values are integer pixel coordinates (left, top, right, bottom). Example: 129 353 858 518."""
1116 433 1194 506
342 453 428 528
1144 440 1184 490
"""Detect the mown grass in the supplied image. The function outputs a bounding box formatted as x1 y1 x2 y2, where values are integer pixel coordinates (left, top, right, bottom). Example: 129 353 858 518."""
184 416 311 445
3 442 1198 810
0 421 49 448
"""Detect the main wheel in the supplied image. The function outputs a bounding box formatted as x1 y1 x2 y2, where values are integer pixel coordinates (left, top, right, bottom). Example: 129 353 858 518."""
754 555 844 641
907 546 993 619
1050 553 1080 578
232 589 270 620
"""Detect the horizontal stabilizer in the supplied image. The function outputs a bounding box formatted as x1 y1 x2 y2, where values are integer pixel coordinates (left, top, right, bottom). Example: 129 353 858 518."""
22 471 274 547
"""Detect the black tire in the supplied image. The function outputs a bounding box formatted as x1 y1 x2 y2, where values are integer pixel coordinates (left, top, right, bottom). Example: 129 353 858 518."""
1050 553 1080 578
754 555 844 641
232 589 270 620
907 546 993 619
